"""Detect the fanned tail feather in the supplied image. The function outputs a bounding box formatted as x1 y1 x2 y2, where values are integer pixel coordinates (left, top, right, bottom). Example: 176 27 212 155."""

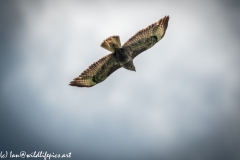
100 35 121 52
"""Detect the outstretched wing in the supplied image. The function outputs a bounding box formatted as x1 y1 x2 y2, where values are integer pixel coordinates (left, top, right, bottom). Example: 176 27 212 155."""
70 54 121 87
123 15 169 58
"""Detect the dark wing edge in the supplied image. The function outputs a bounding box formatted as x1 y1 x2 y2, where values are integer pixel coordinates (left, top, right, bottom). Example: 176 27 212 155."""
123 15 169 58
69 54 121 87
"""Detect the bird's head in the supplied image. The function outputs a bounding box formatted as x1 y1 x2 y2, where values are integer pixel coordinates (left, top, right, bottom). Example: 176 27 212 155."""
123 60 136 72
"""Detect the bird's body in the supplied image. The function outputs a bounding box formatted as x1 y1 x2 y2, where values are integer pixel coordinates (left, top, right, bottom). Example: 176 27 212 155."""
114 47 135 71
70 15 169 87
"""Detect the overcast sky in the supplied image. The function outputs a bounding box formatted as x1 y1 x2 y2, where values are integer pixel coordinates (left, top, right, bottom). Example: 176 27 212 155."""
1 0 240 160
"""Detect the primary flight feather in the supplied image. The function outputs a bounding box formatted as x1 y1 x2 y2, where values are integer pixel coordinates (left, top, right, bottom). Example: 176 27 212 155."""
70 15 169 87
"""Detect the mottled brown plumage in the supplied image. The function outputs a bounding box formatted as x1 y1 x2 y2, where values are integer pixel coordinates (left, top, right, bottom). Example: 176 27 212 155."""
70 15 169 87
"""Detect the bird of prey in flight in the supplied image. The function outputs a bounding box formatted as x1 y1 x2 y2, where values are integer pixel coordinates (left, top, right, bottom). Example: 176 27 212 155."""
70 15 169 87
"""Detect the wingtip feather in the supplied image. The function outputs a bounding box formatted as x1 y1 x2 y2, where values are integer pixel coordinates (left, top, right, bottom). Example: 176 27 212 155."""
69 80 92 87
158 15 170 38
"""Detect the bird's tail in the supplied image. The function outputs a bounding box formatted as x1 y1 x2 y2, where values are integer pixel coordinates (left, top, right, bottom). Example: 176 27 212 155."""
100 35 121 52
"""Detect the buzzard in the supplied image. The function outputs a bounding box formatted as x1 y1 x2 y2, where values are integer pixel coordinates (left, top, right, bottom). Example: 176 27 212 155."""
70 15 169 87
